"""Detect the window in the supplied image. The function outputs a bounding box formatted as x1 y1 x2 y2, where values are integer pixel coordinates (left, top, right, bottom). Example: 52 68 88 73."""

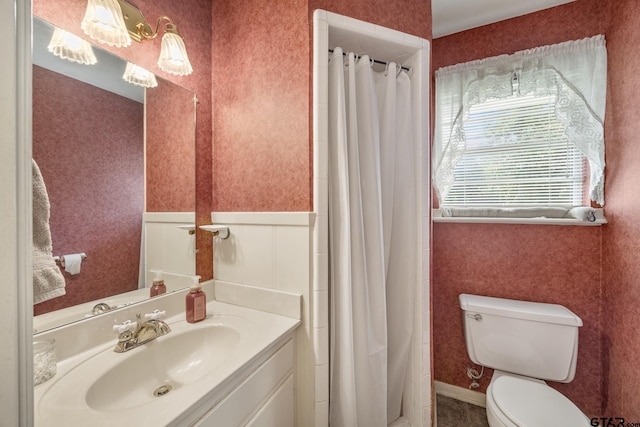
442 93 585 207
433 36 607 211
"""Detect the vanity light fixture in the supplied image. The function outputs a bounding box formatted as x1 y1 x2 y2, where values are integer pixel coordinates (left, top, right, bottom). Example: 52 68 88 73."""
47 27 98 65
157 23 193 76
123 62 158 88
81 0 131 48
81 0 193 76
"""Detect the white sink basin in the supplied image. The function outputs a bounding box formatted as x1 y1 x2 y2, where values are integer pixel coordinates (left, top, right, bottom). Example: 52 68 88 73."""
85 323 241 412
34 300 300 427
37 314 252 425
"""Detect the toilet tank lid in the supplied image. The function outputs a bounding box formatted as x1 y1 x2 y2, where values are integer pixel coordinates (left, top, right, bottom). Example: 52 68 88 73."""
459 294 583 327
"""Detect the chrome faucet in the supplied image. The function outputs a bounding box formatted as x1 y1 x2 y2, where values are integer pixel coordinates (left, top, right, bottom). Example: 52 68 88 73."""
113 311 171 353
92 302 113 315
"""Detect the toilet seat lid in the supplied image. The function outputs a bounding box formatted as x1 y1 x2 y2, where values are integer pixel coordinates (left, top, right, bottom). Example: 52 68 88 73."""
491 376 589 427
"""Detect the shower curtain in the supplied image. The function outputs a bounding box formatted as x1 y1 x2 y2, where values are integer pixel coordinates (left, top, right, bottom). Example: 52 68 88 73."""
328 48 417 427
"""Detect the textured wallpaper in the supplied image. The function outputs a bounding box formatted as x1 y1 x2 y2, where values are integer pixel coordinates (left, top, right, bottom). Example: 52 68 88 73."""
601 0 640 418
211 0 431 212
211 0 311 212
146 78 196 212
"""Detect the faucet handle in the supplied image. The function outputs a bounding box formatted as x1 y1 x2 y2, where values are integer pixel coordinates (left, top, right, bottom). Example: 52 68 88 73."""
113 320 138 334
144 310 166 320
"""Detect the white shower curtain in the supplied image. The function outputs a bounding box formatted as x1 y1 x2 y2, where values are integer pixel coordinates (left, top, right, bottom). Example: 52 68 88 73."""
328 48 417 427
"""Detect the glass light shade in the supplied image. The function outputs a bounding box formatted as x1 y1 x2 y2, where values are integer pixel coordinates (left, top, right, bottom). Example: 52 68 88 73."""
158 32 193 76
123 62 158 88
47 28 97 65
81 0 131 47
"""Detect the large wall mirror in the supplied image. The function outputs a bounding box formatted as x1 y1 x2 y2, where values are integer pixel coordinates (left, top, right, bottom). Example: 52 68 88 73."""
32 16 196 334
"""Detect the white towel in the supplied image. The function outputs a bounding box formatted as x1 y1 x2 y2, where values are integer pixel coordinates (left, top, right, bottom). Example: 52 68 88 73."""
32 159 66 304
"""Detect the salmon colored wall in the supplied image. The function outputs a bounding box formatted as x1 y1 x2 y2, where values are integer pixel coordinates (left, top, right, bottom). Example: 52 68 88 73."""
431 0 605 71
433 224 603 413
33 0 213 279
432 0 606 416
310 0 432 39
211 0 431 213
32 66 143 315
211 0 311 212
601 0 640 418
146 79 196 212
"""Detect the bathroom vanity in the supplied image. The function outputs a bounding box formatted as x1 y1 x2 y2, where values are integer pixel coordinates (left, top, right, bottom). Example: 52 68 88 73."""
33 282 300 427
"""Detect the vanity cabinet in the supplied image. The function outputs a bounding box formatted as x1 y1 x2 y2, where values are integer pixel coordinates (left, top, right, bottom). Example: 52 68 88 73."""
34 295 301 427
193 338 295 427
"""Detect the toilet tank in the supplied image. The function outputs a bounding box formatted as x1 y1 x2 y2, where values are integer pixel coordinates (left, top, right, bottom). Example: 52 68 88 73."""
459 294 583 383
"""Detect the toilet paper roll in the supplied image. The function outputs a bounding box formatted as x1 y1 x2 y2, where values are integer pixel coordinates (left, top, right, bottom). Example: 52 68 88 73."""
64 253 83 275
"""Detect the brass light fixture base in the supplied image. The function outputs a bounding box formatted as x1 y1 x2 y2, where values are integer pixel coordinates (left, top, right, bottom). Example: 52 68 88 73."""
116 0 154 42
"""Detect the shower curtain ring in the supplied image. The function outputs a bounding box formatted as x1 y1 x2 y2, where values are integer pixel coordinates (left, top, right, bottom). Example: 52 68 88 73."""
344 51 354 68
405 66 414 78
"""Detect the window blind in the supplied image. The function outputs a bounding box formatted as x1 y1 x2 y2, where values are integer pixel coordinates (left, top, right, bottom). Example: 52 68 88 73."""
442 94 584 207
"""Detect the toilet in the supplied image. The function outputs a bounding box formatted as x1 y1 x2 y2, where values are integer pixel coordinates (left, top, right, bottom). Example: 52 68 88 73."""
459 294 591 427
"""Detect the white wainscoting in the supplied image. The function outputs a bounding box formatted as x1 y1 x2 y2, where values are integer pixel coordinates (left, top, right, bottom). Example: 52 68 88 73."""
211 211 315 427
142 212 196 290
211 212 313 292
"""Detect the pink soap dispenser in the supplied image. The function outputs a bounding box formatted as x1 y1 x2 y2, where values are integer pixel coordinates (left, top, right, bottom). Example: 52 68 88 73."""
185 275 206 323
149 270 166 297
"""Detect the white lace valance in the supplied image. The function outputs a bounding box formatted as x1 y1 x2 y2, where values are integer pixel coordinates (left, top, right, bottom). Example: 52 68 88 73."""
433 35 607 205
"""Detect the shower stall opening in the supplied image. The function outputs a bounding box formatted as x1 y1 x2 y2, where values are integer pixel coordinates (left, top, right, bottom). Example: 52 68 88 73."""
313 10 431 427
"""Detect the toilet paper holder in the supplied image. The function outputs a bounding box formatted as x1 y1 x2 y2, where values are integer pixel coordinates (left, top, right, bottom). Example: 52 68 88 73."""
53 253 87 268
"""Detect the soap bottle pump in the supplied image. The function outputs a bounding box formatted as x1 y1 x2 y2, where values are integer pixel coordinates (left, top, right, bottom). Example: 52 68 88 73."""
185 275 205 323
150 270 167 297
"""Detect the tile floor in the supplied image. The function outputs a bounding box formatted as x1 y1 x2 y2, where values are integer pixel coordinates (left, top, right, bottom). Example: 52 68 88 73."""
436 394 489 427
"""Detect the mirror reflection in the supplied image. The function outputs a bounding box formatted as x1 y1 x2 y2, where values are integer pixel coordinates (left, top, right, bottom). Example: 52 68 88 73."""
32 17 197 334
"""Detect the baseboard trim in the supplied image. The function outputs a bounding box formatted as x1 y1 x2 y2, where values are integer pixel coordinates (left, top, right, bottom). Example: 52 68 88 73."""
434 381 486 408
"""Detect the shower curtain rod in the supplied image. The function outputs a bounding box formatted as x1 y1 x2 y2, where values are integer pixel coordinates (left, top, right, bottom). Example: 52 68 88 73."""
328 49 411 72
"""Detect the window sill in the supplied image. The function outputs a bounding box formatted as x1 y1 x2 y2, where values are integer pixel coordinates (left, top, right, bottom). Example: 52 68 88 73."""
432 208 607 226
